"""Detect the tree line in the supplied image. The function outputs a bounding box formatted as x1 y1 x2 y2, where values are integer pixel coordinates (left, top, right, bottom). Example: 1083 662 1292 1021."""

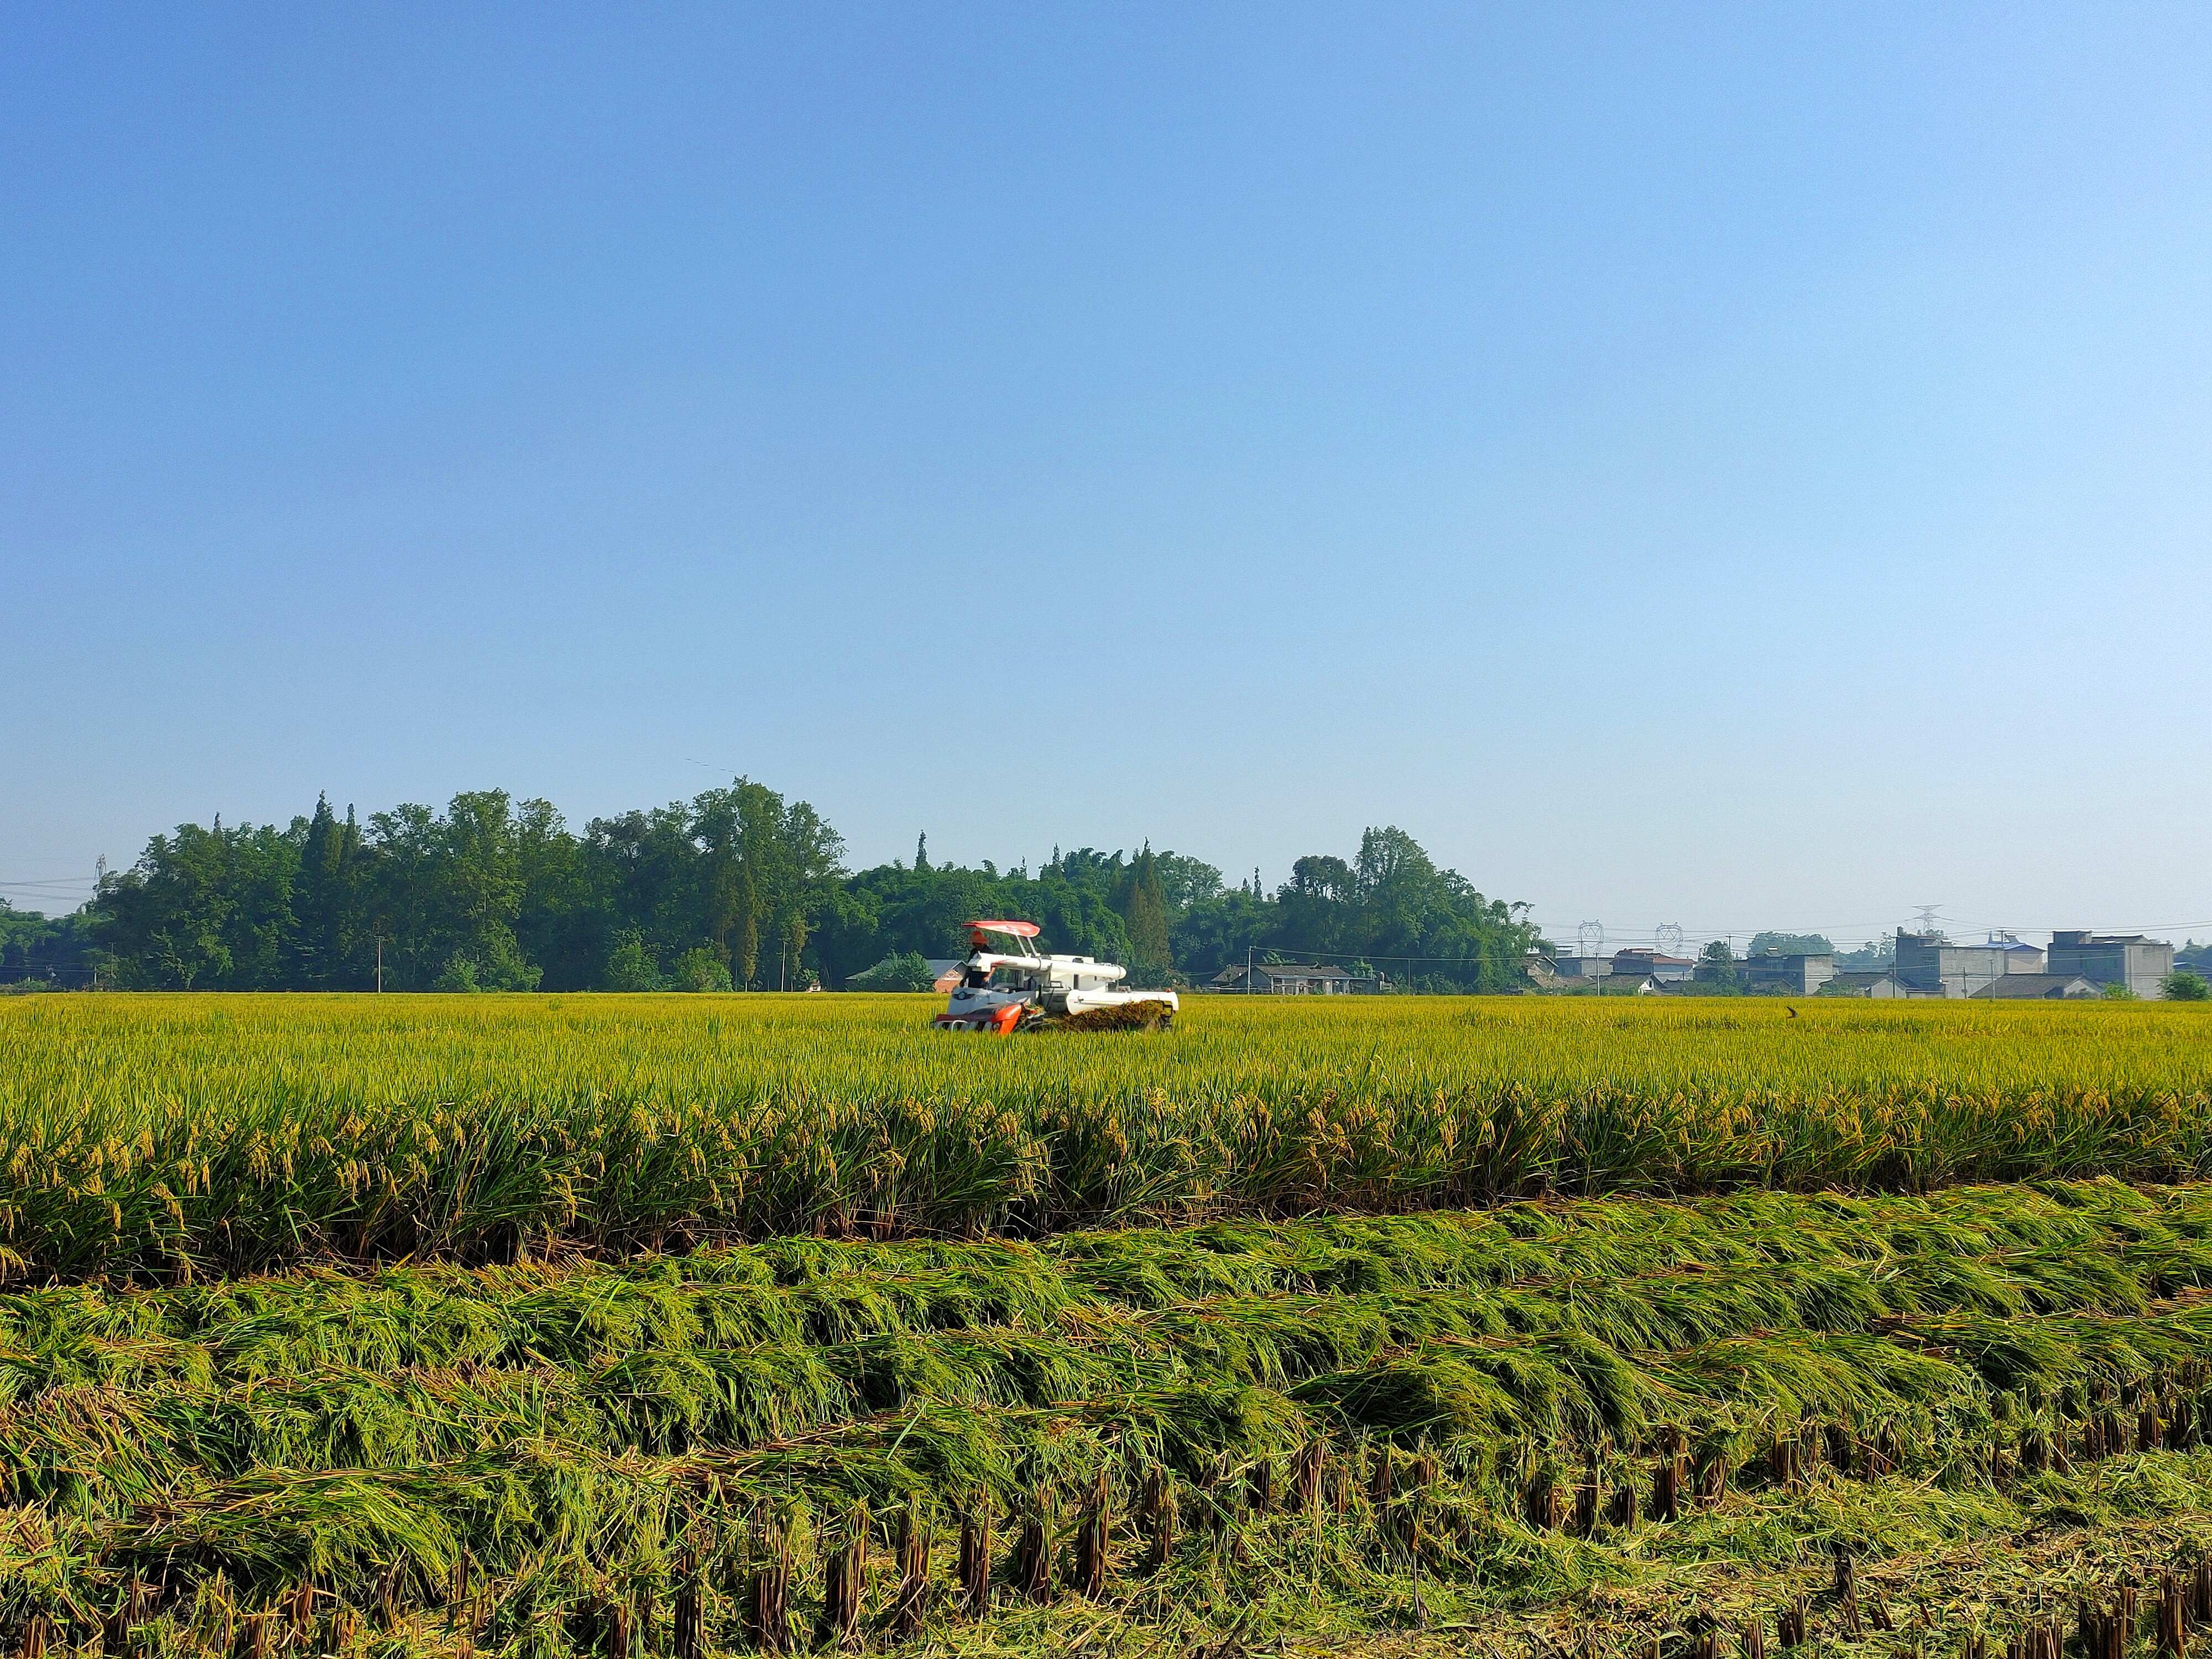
41 780 1540 993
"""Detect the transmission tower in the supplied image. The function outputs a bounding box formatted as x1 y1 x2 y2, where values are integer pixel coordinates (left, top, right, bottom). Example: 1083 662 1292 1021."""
1655 923 1684 957
1577 920 1604 959
1912 904 1943 936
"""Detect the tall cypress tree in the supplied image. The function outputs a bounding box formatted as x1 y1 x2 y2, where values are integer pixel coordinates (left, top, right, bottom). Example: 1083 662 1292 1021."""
733 864 760 988
1120 845 1172 978
293 793 349 988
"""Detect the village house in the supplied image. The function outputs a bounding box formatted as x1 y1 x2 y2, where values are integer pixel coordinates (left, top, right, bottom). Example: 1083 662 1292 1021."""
2047 932 2175 999
1211 962 1381 994
1968 973 2103 1000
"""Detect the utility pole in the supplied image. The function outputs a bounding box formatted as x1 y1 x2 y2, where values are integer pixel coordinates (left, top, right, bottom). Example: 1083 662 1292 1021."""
375 933 384 994
1246 943 1254 995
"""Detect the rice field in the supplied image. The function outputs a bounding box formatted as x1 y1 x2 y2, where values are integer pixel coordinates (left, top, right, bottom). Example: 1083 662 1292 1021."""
9 1178 2212 1655
6 993 2212 1656
2 993 2210 1279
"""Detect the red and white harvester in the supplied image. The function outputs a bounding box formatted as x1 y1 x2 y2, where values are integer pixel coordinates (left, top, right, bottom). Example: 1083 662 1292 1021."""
932 920 1179 1033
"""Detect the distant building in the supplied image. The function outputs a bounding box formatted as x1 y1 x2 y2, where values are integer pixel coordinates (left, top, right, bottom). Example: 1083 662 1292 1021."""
2047 932 2175 999
1740 951 1835 995
1889 928 2166 999
1968 973 2103 1000
1894 932 2017 998
1828 971 1922 999
1212 963 1379 994
1610 948 1695 983
1548 954 1611 979
1558 972 1658 996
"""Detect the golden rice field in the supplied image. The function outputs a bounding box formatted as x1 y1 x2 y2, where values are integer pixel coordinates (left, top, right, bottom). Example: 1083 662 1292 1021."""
8 993 2212 1656
2 992 2209 1280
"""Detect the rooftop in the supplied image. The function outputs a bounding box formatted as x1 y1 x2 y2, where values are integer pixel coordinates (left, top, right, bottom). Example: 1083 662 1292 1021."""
1217 962 1358 982
1968 974 2101 999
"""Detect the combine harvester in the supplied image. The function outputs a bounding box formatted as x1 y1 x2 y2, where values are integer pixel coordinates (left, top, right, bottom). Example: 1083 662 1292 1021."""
933 920 1179 1032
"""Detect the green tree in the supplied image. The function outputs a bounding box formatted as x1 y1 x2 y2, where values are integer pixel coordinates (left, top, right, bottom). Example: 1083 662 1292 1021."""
290 794 364 988
431 954 481 992
1116 846 1173 983
510 797 596 990
604 930 661 992
671 946 734 992
1695 939 1742 993
2161 971 2209 1001
849 951 938 992
0 898 96 987
92 817 300 989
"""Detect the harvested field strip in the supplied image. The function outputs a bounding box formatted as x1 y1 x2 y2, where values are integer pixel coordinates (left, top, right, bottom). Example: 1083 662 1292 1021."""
6 995 2212 1277
22 1439 2212 1657
11 1182 2212 1654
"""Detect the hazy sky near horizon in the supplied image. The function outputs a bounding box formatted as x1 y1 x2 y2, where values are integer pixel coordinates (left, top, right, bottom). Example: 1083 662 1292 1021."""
7 5 2211 950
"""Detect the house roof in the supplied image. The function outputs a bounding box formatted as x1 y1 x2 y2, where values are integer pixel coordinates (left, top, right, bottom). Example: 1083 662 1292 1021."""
1969 974 2101 999
1214 962 1357 983
1554 972 1656 994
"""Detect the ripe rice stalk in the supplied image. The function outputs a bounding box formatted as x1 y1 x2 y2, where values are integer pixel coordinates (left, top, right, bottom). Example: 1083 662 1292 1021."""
1832 1546 1860 1637
1245 1455 1274 1516
1776 1596 1808 1647
285 1580 316 1644
1368 1447 1395 1550
1608 1475 1640 1532
748 1509 793 1654
816 1503 867 1652
670 1543 701 1659
1288 1442 1325 1514
888 1506 929 1640
957 1500 992 1619
2156 1571 2183 1659
1012 1487 1052 1604
1073 1469 1109 1599
1140 1467 1177 1573
1572 1451 1601 1537
1198 1454 1243 1564
1652 1432 1684 1524
599 1599 632 1659
1695 1446 1728 1509
1524 1473 1563 1533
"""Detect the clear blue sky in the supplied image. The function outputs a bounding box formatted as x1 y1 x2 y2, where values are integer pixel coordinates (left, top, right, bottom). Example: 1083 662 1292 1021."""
7 4 2210 950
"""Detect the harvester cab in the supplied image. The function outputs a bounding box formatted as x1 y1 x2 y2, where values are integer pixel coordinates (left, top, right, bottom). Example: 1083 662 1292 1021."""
933 920 1178 1032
